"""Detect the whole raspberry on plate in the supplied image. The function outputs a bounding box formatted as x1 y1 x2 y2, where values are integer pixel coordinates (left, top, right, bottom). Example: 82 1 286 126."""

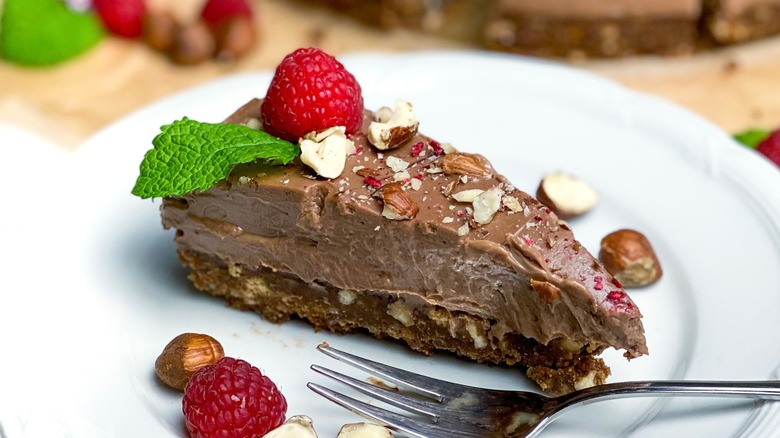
756 129 780 168
261 47 364 142
183 356 287 438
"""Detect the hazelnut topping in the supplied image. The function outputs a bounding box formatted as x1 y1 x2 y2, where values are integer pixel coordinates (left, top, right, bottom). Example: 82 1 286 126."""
441 152 492 177
376 182 419 220
367 100 419 150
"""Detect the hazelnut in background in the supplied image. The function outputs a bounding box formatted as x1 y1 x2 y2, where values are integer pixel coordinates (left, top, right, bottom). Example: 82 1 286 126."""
143 9 179 52
169 21 216 66
139 0 259 65
211 16 257 62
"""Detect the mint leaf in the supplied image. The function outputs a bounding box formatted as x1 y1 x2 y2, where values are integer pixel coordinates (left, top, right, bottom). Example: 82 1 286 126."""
1 0 104 67
132 118 299 199
733 128 770 149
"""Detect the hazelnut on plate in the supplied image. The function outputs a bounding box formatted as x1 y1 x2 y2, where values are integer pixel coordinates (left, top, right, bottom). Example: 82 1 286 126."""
337 422 394 437
143 9 179 52
536 171 599 219
212 16 256 62
599 229 662 288
155 332 224 390
169 21 215 65
263 415 318 438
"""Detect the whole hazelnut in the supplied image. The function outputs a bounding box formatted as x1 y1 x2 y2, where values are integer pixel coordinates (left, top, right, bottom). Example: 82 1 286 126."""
212 16 257 62
143 9 179 52
155 332 224 390
599 229 662 288
169 21 215 65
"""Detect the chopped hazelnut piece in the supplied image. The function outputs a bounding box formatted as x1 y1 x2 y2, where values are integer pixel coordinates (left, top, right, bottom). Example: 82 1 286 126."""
441 152 492 177
452 189 484 203
472 186 503 225
501 195 522 213
368 101 419 150
385 156 410 172
263 415 318 438
299 126 354 179
393 170 411 181
376 182 419 220
337 423 394 438
387 301 414 326
373 106 394 123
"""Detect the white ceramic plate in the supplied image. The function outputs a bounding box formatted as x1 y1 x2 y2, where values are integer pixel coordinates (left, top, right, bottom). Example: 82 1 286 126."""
0 125 76 436
4 51 780 437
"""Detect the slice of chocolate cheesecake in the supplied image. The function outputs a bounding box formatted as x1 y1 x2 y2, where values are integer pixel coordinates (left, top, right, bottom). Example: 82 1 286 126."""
160 98 647 395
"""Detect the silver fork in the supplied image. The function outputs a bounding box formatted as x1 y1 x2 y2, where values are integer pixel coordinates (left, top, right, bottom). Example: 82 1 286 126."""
307 344 780 438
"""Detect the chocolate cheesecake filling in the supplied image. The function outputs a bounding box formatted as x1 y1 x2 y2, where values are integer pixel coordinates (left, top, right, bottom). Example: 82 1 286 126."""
161 99 647 393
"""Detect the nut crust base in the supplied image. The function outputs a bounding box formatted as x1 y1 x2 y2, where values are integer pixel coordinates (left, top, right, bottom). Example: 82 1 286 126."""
178 249 610 395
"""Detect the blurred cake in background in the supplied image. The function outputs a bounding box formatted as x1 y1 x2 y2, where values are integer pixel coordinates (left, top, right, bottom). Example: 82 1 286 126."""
292 0 489 42
704 0 780 44
484 0 702 58
296 0 780 58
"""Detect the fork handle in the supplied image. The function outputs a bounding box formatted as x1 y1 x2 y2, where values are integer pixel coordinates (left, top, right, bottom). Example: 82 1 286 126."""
562 380 780 407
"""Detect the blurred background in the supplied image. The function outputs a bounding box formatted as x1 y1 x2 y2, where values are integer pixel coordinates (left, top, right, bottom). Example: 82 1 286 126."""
2 0 780 154
3 4 780 436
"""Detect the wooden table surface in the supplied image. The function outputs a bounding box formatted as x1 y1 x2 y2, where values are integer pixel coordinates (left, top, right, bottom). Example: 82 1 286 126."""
3 0 780 150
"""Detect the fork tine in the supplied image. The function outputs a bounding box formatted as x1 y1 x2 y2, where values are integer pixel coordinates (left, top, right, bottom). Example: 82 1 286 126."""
316 343 469 399
306 382 486 438
311 364 440 419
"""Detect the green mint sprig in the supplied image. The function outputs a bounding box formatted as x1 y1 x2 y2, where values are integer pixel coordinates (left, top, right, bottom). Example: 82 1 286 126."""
733 128 770 149
132 118 299 199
